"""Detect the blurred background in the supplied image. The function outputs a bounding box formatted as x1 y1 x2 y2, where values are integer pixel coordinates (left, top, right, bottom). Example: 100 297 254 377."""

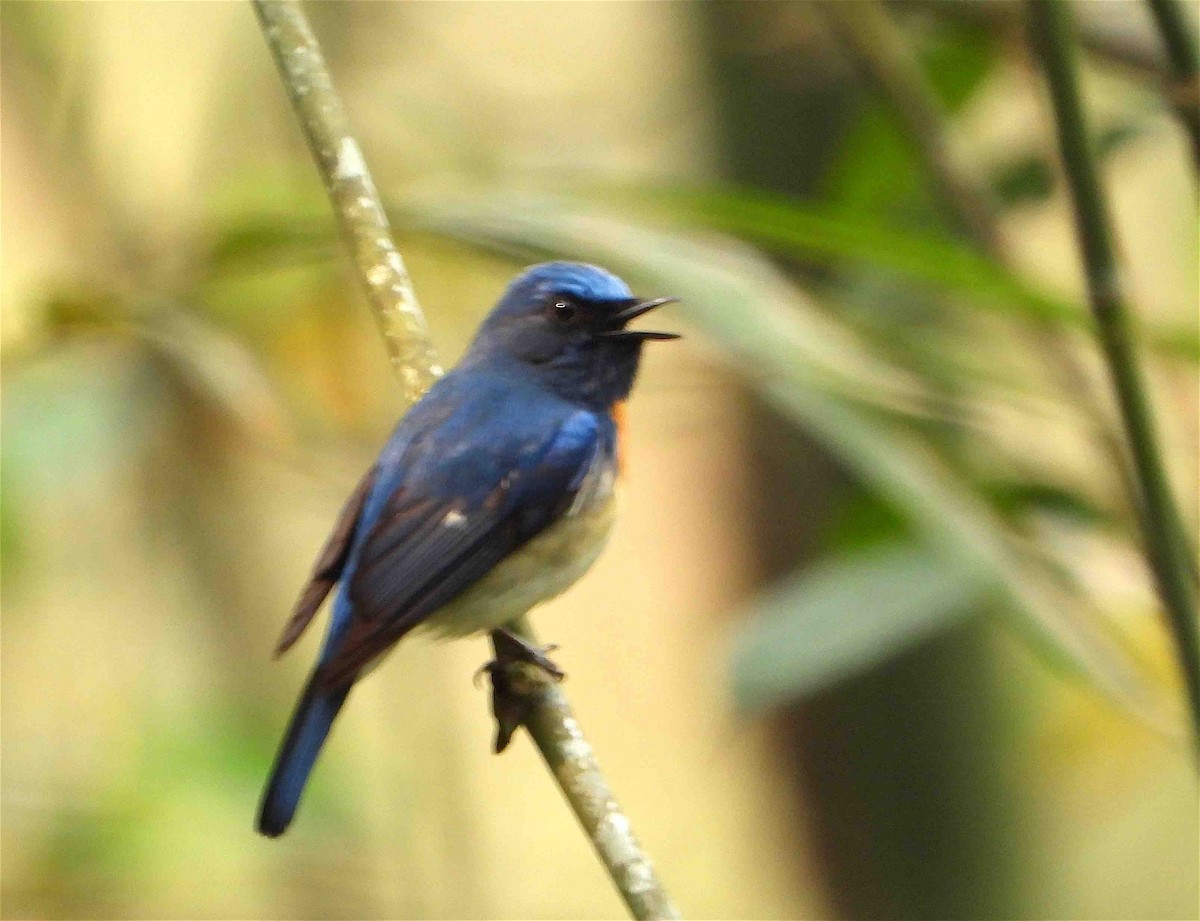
2 2 1198 918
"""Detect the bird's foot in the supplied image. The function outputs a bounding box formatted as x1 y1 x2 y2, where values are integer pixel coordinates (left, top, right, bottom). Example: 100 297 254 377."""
475 629 565 684
479 627 565 753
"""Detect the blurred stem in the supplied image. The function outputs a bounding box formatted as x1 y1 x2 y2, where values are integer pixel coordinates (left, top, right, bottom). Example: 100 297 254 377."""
1029 0 1200 755
1145 0 1200 170
819 0 1003 252
252 2 678 914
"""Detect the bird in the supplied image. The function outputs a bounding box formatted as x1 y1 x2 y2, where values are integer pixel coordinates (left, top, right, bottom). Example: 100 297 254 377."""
257 261 678 837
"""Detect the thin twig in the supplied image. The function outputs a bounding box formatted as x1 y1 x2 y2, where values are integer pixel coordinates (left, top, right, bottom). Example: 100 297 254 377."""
1145 0 1200 170
1028 0 1200 756
251 1 679 914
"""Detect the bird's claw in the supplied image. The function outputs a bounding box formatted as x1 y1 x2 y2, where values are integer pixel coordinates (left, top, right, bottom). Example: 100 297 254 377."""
478 630 565 682
472 643 563 688
480 628 565 753
513 641 563 680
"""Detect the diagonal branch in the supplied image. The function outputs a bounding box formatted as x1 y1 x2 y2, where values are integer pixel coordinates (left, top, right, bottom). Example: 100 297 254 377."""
251 2 679 915
252 0 441 406
1028 0 1200 756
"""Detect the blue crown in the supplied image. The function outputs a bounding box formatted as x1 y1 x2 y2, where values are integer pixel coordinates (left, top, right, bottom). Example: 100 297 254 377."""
498 262 634 312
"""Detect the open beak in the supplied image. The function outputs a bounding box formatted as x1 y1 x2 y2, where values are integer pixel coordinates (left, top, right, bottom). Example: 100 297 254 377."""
596 296 681 342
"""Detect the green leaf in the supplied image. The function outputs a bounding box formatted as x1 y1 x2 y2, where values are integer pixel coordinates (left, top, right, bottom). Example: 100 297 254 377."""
408 192 1167 724
731 542 983 710
824 12 998 214
202 217 335 273
626 184 1198 362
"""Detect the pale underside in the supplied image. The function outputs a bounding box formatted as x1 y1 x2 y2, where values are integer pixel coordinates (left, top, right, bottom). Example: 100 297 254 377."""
421 490 617 639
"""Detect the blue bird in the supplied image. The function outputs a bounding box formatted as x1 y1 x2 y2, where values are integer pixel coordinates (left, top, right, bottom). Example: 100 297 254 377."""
257 262 678 837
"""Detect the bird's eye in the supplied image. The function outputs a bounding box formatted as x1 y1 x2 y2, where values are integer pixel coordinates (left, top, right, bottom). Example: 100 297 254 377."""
550 299 576 323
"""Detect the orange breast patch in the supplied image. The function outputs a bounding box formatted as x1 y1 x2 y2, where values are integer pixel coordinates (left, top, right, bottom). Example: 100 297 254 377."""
610 400 626 477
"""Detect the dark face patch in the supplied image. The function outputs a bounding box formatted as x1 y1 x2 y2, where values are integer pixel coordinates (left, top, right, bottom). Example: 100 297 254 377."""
466 262 677 410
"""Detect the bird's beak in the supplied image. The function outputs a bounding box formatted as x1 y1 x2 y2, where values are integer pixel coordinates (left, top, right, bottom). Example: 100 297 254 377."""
596 296 681 342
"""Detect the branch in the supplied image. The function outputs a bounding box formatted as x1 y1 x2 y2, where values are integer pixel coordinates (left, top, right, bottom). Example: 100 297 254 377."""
1145 0 1200 170
488 620 680 921
1028 0 1200 756
252 2 679 914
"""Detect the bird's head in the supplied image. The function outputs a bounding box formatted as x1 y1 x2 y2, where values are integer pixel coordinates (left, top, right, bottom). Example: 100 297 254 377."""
465 262 679 410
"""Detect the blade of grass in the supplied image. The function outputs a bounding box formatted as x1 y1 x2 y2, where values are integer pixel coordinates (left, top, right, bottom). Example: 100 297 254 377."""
194 192 1199 362
630 184 1198 362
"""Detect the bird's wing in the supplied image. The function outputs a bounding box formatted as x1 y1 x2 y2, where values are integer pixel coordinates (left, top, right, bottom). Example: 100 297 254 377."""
319 402 608 687
273 465 377 656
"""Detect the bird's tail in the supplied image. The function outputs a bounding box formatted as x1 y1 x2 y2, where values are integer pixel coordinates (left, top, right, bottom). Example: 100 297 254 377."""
257 670 351 837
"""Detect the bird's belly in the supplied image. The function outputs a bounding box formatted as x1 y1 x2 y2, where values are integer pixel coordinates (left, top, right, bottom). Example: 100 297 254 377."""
423 492 617 638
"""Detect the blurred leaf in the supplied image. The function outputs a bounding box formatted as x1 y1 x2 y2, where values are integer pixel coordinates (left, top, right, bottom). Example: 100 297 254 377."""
43 290 129 332
8 302 293 468
409 193 1167 724
630 185 1198 361
824 492 910 553
400 199 979 424
984 478 1115 526
731 541 983 710
826 106 926 218
0 339 154 490
825 11 998 215
992 155 1057 207
0 459 23 585
192 202 341 339
203 218 335 274
914 15 999 110
991 120 1151 206
134 311 291 446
